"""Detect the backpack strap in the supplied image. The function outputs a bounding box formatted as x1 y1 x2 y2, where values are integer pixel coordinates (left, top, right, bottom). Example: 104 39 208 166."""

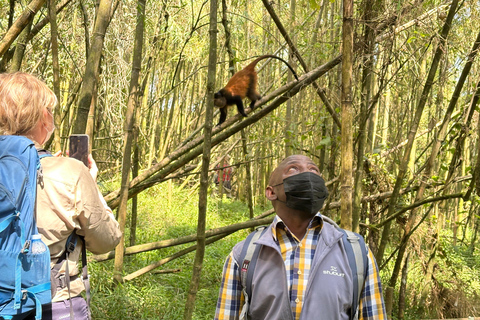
50 232 90 319
37 149 52 159
322 216 368 320
342 229 368 320
78 235 91 319
239 226 268 320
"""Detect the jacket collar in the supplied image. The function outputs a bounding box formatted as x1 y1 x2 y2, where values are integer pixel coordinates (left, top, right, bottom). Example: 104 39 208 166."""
256 213 343 249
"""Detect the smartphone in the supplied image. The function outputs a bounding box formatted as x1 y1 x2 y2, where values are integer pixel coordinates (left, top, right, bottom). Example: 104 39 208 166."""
69 134 89 167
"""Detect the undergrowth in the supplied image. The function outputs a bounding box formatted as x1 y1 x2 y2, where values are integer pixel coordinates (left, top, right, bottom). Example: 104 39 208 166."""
89 182 264 319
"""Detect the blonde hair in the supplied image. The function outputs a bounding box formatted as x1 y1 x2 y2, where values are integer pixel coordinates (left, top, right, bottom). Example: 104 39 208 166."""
0 72 57 136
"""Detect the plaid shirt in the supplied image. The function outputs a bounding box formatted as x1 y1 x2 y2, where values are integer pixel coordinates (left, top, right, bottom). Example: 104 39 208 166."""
215 213 387 320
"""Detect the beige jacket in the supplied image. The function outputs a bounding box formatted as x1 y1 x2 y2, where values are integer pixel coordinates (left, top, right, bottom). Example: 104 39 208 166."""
35 155 122 302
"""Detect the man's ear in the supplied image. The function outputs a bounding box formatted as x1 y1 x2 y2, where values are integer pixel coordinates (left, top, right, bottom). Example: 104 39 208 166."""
266 186 277 201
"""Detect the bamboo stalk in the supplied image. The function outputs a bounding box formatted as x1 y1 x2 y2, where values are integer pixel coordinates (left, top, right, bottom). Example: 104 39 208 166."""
90 215 274 262
123 233 229 282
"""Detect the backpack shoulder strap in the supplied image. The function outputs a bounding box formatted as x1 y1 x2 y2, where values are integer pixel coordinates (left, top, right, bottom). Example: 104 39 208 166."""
342 229 368 320
37 149 52 159
238 226 268 320
51 232 90 320
321 216 368 320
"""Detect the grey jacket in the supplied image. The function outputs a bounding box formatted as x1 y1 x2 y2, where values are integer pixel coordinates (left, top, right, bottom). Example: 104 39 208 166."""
232 220 355 320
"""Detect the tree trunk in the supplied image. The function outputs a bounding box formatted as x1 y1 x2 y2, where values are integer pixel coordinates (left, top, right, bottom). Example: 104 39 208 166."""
130 102 142 247
113 0 145 284
398 253 409 320
463 81 480 201
182 0 217 317
48 0 62 151
79 0 90 59
241 129 254 220
72 0 113 134
0 0 46 57
284 0 296 157
352 0 377 232
340 0 354 230
8 19 32 72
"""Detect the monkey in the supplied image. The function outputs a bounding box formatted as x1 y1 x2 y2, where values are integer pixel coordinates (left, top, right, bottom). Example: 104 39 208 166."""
213 55 299 126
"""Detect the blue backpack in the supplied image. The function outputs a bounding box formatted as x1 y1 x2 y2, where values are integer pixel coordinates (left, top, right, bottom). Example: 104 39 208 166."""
0 136 52 320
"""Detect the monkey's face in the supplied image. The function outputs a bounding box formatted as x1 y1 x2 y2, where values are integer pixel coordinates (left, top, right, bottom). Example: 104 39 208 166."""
213 92 227 108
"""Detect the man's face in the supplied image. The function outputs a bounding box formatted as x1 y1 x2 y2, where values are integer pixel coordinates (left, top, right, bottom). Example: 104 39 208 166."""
272 155 321 185
267 155 321 202
280 155 321 180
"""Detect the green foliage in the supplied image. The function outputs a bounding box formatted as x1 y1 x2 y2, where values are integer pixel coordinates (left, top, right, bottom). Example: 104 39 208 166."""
91 178 480 319
89 182 260 319
383 226 480 320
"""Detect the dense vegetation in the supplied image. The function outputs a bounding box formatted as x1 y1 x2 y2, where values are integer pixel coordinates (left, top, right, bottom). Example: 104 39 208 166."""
90 183 257 319
2 0 480 318
88 182 480 319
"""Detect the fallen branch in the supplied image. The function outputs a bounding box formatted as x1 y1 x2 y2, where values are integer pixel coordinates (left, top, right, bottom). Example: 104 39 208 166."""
89 214 274 262
375 4 450 42
151 268 181 275
0 0 47 57
123 232 230 282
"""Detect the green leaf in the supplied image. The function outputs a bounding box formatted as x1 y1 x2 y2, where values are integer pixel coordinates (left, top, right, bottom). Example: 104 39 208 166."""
309 0 320 9
318 137 331 146
407 36 417 43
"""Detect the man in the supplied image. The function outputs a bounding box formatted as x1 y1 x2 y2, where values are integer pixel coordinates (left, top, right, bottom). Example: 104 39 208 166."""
214 155 233 197
215 155 387 320
215 156 233 188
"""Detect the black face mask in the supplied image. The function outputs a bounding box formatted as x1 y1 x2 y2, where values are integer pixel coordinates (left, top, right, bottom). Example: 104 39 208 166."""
274 172 329 215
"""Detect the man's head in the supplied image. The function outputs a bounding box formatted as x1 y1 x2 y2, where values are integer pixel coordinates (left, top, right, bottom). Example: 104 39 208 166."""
266 155 328 218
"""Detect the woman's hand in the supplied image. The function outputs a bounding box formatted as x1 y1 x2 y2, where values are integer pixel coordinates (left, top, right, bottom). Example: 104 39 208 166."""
88 154 98 181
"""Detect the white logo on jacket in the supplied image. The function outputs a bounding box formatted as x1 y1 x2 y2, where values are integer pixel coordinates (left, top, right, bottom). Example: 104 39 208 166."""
323 266 345 277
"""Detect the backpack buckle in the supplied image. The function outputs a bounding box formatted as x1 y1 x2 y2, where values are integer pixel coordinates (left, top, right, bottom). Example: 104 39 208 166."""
67 241 76 253
65 234 77 253
21 240 31 253
57 274 66 288
346 234 359 242
21 290 28 301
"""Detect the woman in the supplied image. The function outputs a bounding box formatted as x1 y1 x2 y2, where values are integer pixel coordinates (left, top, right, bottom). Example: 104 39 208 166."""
0 72 122 320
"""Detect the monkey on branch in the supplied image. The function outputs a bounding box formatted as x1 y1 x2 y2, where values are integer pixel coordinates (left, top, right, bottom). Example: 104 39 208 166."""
213 55 299 126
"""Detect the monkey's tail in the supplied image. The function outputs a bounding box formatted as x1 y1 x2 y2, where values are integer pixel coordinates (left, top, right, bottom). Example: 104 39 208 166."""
252 54 299 81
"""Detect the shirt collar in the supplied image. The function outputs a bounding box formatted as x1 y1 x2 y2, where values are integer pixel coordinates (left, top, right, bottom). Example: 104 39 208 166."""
271 212 324 241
